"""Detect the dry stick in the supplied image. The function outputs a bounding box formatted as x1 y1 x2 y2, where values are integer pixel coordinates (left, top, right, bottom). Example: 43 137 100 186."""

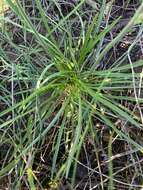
94 2 143 68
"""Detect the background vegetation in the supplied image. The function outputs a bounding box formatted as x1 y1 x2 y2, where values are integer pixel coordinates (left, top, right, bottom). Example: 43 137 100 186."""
0 0 143 189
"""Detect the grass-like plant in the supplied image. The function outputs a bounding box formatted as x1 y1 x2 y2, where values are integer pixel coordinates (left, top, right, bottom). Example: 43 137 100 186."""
0 0 143 189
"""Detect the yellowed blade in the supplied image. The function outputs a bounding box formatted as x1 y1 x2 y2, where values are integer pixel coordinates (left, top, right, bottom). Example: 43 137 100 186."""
0 0 15 16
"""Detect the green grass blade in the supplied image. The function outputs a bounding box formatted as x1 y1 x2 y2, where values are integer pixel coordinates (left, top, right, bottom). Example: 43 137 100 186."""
66 96 82 178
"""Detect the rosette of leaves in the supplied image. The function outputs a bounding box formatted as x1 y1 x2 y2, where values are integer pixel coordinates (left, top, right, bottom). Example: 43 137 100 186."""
0 0 143 188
